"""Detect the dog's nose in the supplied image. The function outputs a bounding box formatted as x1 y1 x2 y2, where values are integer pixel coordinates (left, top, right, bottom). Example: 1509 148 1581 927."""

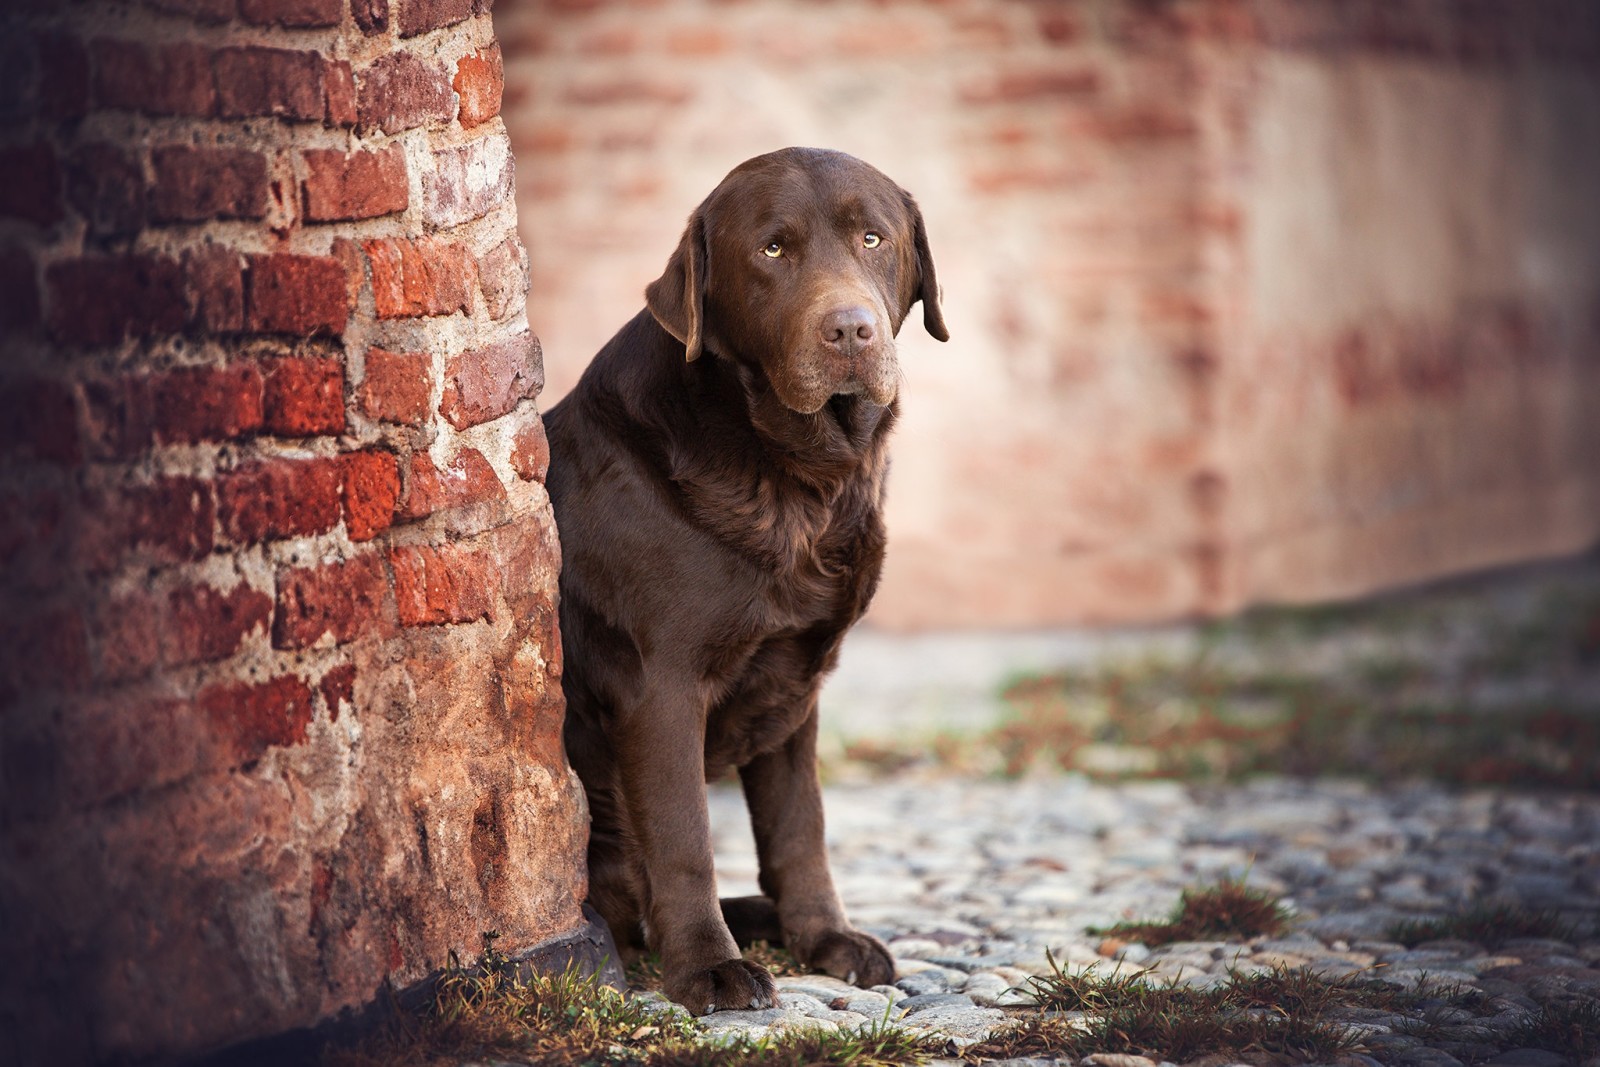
820 306 876 354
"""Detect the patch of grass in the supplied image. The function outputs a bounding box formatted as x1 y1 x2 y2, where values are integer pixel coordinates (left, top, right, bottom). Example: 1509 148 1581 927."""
1503 997 1600 1058
976 957 1428 1064
329 933 940 1067
1093 878 1291 945
626 940 806 995
1388 904 1580 949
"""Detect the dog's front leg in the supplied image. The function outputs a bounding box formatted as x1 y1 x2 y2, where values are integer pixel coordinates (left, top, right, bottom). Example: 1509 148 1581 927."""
617 701 777 1014
739 708 895 988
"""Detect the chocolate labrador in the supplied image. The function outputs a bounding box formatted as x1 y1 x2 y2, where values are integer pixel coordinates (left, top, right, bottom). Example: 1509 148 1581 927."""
543 147 947 1014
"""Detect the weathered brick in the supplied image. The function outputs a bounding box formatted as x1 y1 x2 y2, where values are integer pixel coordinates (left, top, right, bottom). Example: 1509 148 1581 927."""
423 133 514 229
80 376 151 461
273 553 388 649
47 255 187 346
213 46 327 121
244 253 352 337
239 0 341 28
165 582 273 666
0 142 63 228
91 39 217 116
147 364 265 445
149 146 268 223
263 357 345 437
200 674 314 767
400 0 475 37
365 237 476 319
0 378 78 465
452 44 503 128
217 458 342 543
0 246 40 333
564 76 691 107
0 608 90 694
478 235 527 321
325 59 358 128
509 411 550 483
360 348 432 426
356 52 454 134
390 544 492 625
439 330 542 429
183 244 246 334
318 661 357 717
353 0 388 34
302 145 409 222
91 590 164 683
341 450 401 541
78 477 215 574
401 448 505 519
64 143 145 238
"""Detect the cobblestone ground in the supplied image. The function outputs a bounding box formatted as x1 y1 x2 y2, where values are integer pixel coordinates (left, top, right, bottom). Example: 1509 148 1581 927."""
689 776 1599 1065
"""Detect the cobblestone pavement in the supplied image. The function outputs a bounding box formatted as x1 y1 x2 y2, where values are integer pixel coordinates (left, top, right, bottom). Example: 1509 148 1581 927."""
654 773 1600 1066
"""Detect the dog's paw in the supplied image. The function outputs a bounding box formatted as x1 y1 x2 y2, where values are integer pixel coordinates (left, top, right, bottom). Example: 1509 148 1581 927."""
798 928 896 989
666 958 778 1015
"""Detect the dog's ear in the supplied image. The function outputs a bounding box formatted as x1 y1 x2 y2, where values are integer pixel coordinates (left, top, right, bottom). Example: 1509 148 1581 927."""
905 193 949 343
645 209 707 362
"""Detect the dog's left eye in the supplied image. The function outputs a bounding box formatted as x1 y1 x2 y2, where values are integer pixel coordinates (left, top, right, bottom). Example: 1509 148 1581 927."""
862 232 881 249
763 242 784 258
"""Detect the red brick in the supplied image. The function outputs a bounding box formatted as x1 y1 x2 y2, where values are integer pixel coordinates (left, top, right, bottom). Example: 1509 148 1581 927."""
0 378 79 465
263 357 345 437
452 44 503 128
326 59 358 128
510 412 550 483
46 255 187 346
356 52 454 134
360 348 432 426
200 674 314 767
148 364 265 445
244 253 352 337
564 77 692 107
353 0 388 34
0 142 63 228
33 30 91 120
439 330 542 429
273 553 388 649
239 0 341 28
165 582 273 666
80 377 152 461
217 458 342 544
390 544 492 626
1036 9 1082 44
400 0 475 37
0 488 65 586
91 39 216 116
149 147 268 223
341 450 400 541
213 46 327 121
91 591 164 684
144 0 236 20
960 68 1101 104
78 477 216 574
401 448 505 519
319 662 357 717
0 609 90 694
478 235 527 320
0 246 40 333
183 244 246 334
302 145 409 222
1070 107 1197 142
64 143 145 238
366 237 476 319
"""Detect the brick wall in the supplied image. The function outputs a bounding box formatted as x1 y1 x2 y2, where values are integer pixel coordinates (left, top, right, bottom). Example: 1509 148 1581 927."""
497 0 1600 628
0 0 584 1061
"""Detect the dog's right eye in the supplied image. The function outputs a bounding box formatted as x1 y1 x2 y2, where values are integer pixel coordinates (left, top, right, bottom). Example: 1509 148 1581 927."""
762 242 784 258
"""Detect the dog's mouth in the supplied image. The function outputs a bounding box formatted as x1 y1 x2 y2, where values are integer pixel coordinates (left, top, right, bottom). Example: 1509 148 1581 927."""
776 346 900 415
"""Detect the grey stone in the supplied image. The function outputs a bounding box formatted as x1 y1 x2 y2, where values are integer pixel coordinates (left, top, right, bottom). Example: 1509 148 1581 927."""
897 992 976 1015
1483 1051 1571 1067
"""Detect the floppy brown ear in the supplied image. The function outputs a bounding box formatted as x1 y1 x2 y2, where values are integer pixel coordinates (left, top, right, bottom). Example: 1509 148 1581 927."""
645 210 707 361
906 195 949 343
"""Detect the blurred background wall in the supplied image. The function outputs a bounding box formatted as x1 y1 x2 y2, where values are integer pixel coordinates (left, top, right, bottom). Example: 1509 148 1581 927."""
496 0 1600 629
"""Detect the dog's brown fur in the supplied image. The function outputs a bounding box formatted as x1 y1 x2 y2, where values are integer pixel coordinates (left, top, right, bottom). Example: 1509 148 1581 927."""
544 148 947 1015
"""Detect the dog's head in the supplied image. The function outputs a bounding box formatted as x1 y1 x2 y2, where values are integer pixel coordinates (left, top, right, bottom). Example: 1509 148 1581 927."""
645 147 948 415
